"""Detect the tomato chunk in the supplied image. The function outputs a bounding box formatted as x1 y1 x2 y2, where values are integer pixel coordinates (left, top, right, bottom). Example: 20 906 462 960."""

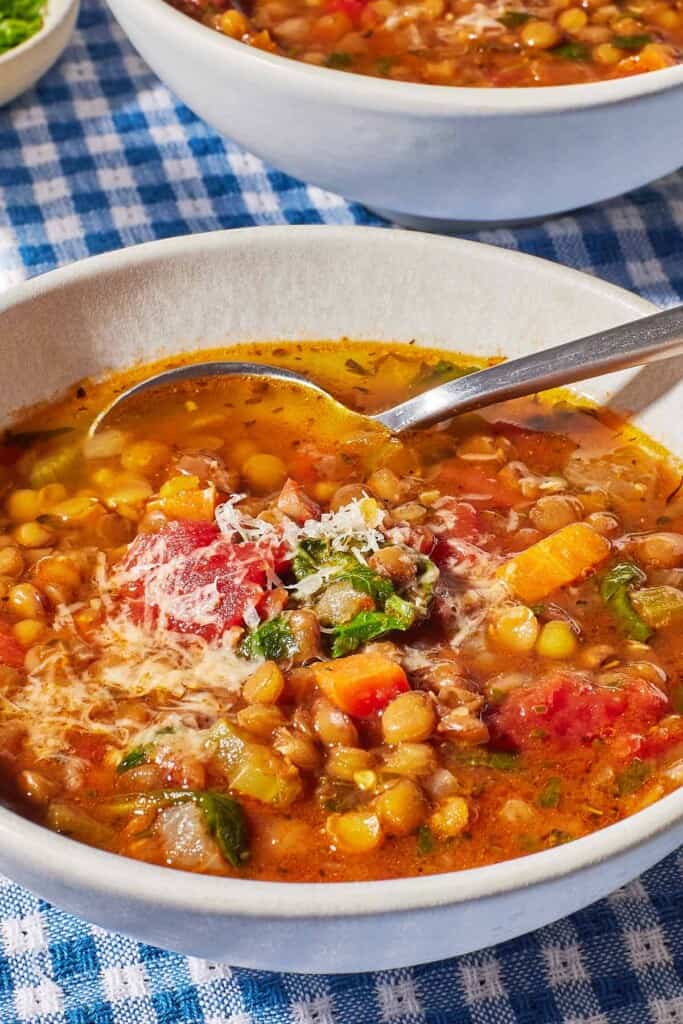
0 626 25 669
118 519 286 640
313 652 409 718
490 671 668 751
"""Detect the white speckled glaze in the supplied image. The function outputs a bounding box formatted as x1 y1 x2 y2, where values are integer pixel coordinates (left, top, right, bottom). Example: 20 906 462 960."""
1 226 682 972
0 0 79 108
105 0 683 227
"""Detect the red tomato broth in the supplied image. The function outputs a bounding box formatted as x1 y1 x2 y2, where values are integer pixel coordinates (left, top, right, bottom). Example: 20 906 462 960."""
0 340 683 881
167 0 683 87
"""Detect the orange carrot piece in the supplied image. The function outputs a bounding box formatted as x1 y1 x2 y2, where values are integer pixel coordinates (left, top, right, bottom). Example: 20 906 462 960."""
313 652 409 718
496 522 611 604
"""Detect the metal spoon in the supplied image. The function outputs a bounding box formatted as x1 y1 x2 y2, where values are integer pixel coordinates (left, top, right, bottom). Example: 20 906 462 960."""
89 305 683 437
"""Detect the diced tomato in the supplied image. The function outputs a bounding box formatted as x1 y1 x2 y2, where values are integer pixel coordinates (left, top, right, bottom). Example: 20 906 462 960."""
0 625 25 669
490 671 668 752
118 519 288 641
68 730 107 765
432 459 520 508
313 652 409 718
324 0 368 21
491 422 576 475
635 715 683 760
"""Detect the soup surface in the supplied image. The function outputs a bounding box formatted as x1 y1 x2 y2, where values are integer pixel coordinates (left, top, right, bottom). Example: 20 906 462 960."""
168 0 683 86
2 340 683 882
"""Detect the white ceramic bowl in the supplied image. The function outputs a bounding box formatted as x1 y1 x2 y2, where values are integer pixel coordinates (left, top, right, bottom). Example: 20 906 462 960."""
1 226 683 972
105 0 683 229
0 0 79 107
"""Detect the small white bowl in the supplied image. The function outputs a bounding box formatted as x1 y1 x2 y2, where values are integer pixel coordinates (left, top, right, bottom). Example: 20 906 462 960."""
0 0 79 107
1 226 683 972
106 0 683 228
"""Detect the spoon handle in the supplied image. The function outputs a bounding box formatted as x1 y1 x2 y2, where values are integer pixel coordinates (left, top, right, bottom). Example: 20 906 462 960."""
376 305 683 433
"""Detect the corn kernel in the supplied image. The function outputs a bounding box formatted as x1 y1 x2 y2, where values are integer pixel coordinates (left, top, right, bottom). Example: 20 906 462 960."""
0 546 24 578
243 661 285 704
353 769 378 791
430 796 469 837
6 489 41 523
374 778 426 835
536 620 579 660
8 583 44 620
13 521 55 549
13 619 46 647
242 454 287 495
218 9 250 36
231 439 259 468
39 483 68 507
558 6 588 29
326 810 383 853
160 474 200 498
520 19 561 47
488 605 540 653
121 440 170 475
592 42 622 64
313 480 339 503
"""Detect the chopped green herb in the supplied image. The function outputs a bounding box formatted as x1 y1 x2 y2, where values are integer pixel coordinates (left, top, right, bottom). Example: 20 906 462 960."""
417 824 435 855
240 616 297 661
547 829 573 846
196 792 250 868
345 358 368 376
600 561 652 642
375 56 394 75
453 748 521 771
335 564 395 605
326 51 352 68
292 538 330 581
330 593 416 657
0 0 45 55
498 10 531 26
537 776 562 808
613 32 652 48
617 760 651 796
415 360 479 390
101 789 249 867
551 42 590 60
116 747 147 775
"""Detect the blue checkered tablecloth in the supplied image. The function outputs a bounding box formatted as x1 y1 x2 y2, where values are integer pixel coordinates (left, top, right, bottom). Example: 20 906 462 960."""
1 2 683 1021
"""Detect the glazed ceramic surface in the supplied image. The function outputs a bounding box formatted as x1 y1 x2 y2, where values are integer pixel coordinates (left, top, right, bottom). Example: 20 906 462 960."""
0 0 79 107
2 226 683 972
106 0 683 228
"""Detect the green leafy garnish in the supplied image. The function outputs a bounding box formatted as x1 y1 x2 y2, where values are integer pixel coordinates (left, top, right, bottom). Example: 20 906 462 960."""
330 594 416 657
551 42 590 60
326 51 352 68
600 561 653 642
4 426 73 449
116 747 147 775
195 792 250 868
292 538 331 581
0 0 45 55
335 564 395 605
101 789 249 867
417 824 435 855
452 748 520 771
613 33 652 48
375 56 394 75
537 777 562 808
415 360 479 390
617 760 651 796
240 616 297 661
498 10 531 27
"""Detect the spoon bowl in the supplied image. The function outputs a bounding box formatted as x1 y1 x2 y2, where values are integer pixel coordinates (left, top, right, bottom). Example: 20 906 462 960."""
90 304 683 439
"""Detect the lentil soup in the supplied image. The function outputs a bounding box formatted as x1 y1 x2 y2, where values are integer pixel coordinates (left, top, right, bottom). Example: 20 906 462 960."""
3 340 683 882
168 0 683 86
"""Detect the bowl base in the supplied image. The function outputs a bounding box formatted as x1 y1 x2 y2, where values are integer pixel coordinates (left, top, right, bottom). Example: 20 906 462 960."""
367 205 562 233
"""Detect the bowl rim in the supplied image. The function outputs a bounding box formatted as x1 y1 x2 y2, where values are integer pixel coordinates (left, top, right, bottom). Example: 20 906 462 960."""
0 0 78 69
123 0 683 115
0 223 675 921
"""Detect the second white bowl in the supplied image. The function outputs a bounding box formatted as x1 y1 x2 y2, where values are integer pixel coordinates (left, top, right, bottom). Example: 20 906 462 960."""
106 0 683 228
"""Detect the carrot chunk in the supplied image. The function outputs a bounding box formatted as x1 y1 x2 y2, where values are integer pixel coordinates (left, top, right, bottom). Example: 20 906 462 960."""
312 652 409 718
496 522 611 603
